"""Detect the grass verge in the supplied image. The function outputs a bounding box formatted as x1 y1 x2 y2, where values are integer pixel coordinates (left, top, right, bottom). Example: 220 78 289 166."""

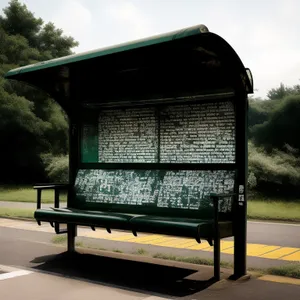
153 253 232 268
153 253 300 279
248 200 300 222
267 264 300 279
0 207 34 219
135 248 148 255
52 235 67 244
0 185 67 203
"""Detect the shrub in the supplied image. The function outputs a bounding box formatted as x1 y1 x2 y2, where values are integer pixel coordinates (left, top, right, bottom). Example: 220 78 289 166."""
41 153 69 183
248 142 300 196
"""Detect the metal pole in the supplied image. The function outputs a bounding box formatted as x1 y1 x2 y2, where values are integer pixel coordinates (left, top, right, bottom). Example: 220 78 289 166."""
54 188 59 208
37 189 41 209
233 92 248 279
67 224 76 252
212 195 220 281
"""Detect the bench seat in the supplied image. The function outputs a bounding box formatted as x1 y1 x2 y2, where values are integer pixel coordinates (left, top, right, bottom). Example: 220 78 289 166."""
34 207 232 242
34 208 135 230
130 215 233 240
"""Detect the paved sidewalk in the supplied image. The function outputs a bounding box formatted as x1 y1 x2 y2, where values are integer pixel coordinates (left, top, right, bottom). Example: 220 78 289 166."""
0 247 300 300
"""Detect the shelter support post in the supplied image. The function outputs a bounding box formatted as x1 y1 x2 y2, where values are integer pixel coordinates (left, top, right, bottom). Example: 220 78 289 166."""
67 224 77 252
233 92 248 279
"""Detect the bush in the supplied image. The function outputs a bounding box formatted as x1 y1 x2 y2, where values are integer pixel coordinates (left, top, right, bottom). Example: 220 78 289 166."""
251 95 300 151
248 142 300 196
41 153 69 183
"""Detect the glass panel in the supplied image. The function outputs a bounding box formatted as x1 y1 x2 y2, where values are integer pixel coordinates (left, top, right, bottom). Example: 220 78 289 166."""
81 124 98 163
98 107 158 163
160 101 235 163
75 169 235 211
80 100 236 164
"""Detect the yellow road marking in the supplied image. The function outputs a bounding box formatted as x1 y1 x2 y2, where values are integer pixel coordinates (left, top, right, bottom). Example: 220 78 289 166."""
221 241 234 251
186 242 211 250
106 234 136 241
188 241 234 252
247 244 281 256
259 275 300 286
150 237 180 246
281 251 300 261
222 247 234 254
144 237 175 245
260 247 299 259
122 235 164 244
173 240 200 249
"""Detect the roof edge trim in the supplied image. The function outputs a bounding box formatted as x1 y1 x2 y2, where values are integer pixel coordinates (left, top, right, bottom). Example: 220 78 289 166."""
5 24 209 78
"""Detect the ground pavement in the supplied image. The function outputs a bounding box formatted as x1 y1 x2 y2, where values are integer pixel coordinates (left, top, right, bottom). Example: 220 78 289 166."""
0 224 300 300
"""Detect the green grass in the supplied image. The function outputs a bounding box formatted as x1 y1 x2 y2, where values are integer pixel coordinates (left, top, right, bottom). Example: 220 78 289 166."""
75 241 84 247
0 207 34 219
0 185 67 203
113 249 123 253
153 253 232 268
267 264 300 279
153 253 300 279
248 200 300 222
135 248 148 255
51 235 67 244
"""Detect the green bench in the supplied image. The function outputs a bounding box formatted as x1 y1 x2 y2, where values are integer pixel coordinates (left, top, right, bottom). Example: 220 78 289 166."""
34 168 236 280
34 170 235 243
5 23 253 280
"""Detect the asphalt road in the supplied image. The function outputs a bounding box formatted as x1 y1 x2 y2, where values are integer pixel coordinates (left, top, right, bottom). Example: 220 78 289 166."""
1 201 300 248
245 220 300 247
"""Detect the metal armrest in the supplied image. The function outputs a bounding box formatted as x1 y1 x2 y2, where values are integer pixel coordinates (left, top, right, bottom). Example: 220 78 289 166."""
33 184 70 190
34 183 70 209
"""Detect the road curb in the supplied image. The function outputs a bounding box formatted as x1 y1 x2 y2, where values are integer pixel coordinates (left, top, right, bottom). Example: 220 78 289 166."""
258 275 300 286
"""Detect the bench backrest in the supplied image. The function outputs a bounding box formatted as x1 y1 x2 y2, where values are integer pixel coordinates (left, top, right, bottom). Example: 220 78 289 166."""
73 99 237 219
73 168 235 219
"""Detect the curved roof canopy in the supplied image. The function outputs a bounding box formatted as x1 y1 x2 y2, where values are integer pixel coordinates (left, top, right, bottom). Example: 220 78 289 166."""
5 24 253 114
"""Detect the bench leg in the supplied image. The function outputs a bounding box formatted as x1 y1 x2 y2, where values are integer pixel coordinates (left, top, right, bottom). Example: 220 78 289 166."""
67 224 77 252
214 236 221 281
212 195 221 281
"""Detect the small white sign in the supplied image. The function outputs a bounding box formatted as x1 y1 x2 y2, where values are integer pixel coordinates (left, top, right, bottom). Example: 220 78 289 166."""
239 195 245 202
239 185 244 194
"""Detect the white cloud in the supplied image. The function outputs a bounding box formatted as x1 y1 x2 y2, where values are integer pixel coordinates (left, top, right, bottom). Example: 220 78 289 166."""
105 1 152 40
50 0 92 51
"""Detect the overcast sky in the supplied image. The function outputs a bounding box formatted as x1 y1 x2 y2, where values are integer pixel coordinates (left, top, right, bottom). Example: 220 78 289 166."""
1 0 299 99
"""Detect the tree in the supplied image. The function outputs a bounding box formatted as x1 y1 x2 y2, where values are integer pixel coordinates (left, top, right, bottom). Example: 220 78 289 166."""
0 0 43 47
38 22 78 58
0 0 78 56
0 0 78 183
252 95 300 152
267 82 300 100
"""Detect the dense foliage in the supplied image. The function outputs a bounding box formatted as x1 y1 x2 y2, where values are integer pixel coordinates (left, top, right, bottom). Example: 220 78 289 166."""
248 84 300 196
0 0 77 183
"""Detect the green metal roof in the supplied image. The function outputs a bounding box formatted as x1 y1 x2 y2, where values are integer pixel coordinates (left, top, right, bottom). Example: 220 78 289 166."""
5 24 210 78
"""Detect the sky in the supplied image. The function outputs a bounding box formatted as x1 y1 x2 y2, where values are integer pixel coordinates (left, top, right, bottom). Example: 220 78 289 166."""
1 0 299 99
